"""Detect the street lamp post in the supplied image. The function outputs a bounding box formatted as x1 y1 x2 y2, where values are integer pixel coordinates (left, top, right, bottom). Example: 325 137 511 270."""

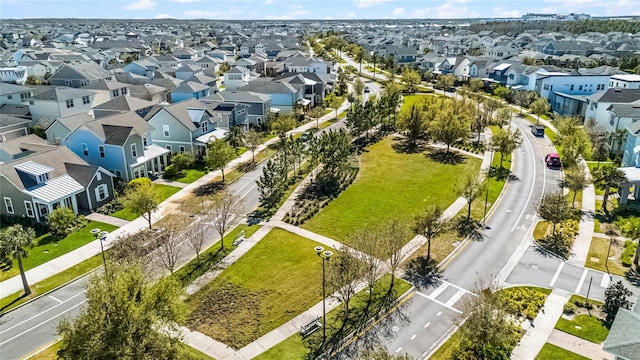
315 245 333 343
91 228 110 276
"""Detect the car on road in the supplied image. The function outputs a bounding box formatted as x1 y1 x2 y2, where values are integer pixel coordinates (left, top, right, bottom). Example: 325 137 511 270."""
300 132 311 142
545 153 561 168
531 125 545 137
364 86 371 93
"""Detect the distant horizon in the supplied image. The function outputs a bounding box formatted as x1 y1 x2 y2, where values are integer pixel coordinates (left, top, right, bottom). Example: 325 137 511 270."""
1 0 639 21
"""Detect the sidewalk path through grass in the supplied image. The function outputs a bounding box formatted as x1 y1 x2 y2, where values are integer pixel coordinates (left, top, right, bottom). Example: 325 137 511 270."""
547 329 613 360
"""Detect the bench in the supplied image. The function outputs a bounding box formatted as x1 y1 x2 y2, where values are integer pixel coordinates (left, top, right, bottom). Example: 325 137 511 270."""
233 231 246 246
300 316 322 337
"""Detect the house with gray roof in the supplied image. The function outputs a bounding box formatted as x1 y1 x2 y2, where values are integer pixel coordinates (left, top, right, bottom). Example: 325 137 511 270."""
28 86 96 127
0 114 30 142
48 62 113 88
202 90 271 127
238 79 303 114
83 79 131 106
0 83 32 106
0 139 115 222
45 112 94 145
170 81 211 103
91 95 155 119
603 307 640 360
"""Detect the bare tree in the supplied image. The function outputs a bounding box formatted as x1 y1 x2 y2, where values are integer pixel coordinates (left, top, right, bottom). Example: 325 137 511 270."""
185 217 208 265
413 205 448 261
353 228 383 304
455 170 486 220
156 214 187 274
205 190 245 250
329 246 364 322
378 218 411 293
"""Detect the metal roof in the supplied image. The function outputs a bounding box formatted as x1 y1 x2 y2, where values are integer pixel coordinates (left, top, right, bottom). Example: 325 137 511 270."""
26 174 84 203
14 161 53 177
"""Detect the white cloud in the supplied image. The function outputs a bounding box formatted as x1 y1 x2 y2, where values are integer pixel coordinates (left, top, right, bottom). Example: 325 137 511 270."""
184 7 242 18
493 7 521 18
435 1 479 18
170 0 201 3
354 0 391 8
392 7 405 16
411 7 432 18
265 4 311 19
123 0 157 10
264 0 273 4
155 13 176 19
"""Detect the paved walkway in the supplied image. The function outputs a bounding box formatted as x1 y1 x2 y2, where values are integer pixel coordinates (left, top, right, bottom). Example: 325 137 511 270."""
547 329 613 360
153 178 189 188
512 288 571 360
85 212 130 227
570 160 597 267
0 99 352 299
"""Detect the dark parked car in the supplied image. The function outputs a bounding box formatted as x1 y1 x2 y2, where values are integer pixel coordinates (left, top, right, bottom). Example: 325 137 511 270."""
364 86 371 93
531 125 545 137
545 153 561 168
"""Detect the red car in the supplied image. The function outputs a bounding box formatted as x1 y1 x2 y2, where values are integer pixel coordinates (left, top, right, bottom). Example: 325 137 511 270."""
545 153 561 168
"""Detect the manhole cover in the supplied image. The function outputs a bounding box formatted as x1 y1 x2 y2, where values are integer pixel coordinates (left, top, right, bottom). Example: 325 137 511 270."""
391 326 400 332
531 264 538 270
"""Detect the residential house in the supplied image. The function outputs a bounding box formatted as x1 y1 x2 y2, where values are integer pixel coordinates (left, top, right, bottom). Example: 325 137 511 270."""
586 89 640 151
602 305 640 360
83 79 131 106
609 74 640 89
239 79 304 114
150 55 180 68
129 83 169 104
224 66 253 91
0 114 30 142
202 90 271 127
275 72 325 107
172 47 199 60
231 58 257 72
48 62 113 88
28 86 96 127
613 102 640 159
175 64 204 81
91 95 155 119
194 56 222 77
63 111 169 180
0 141 115 222
0 66 28 84
0 83 32 105
122 59 158 78
45 113 94 145
170 81 211 103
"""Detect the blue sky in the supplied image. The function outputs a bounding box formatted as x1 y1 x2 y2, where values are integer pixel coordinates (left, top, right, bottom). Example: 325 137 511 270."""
1 0 639 20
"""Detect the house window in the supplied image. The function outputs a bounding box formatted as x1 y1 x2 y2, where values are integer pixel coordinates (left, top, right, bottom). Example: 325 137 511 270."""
579 85 583 91
610 114 615 126
96 172 102 181
143 137 147 146
99 145 105 158
179 146 185 154
202 121 208 132
4 197 14 214
24 201 34 218
543 84 549 90
7 95 12 100
570 85 574 91
82 143 89 156
95 184 109 202
115 170 122 178
112 89 119 97
29 100 34 105
82 96 90 105
131 143 137 157
121 87 128 95
64 80 72 86
163 125 170 137
66 99 74 108
166 145 172 152
80 80 88 86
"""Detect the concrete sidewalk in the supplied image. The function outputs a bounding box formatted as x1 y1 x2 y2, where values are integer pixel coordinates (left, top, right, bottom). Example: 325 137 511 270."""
570 166 596 267
85 212 131 227
0 100 351 299
547 329 613 360
511 289 571 360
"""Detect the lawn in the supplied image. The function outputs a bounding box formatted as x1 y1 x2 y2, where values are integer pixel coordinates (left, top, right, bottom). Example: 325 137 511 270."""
254 274 412 360
186 228 324 349
535 343 589 360
555 314 610 344
111 183 181 220
429 330 462 360
400 94 433 112
585 236 628 276
170 162 208 184
0 221 117 282
27 340 214 360
534 221 550 240
302 136 481 248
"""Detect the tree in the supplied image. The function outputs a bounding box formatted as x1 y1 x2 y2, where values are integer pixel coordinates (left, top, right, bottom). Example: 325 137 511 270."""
603 281 633 325
556 117 593 168
413 205 447 261
538 192 569 236
156 215 187 274
618 217 640 270
48 207 79 237
489 128 523 170
356 347 413 360
593 166 626 212
493 107 511 128
401 66 421 93
456 171 486 220
438 74 455 95
122 178 159 229
25 75 39 86
308 106 326 129
328 94 343 120
565 166 591 208
204 139 236 182
185 213 208 266
432 99 471 152
243 128 264 163
355 47 366 74
352 228 383 304
353 77 365 99
469 78 484 93
398 105 427 146
453 282 520 360
0 225 35 295
227 126 244 149
271 114 296 138
169 152 194 177
257 154 288 210
205 190 245 250
329 246 364 322
218 61 231 74
530 98 550 125
493 85 510 100
378 219 411 293
57 264 186 359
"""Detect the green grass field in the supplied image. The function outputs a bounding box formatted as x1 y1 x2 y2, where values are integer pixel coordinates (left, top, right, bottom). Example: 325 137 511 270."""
27 340 214 360
302 136 481 248
400 94 434 112
585 236 627 276
536 343 589 360
0 221 117 282
111 183 181 220
186 228 324 349
171 162 208 184
555 314 610 344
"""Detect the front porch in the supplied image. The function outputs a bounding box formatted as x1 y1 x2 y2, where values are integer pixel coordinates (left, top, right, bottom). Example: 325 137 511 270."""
25 174 85 222
129 144 170 179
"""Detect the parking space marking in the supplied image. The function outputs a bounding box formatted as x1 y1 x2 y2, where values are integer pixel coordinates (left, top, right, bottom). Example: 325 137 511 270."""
550 261 565 287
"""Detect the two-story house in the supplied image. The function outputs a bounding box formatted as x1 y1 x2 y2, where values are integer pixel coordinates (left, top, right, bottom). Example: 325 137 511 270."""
63 111 169 181
0 83 32 106
175 64 204 81
48 62 113 88
238 79 303 114
274 72 325 108
122 59 159 79
609 74 640 90
0 139 115 222
28 86 96 127
202 90 272 127
83 79 131 107
586 89 640 153
224 66 253 91
0 114 31 142
170 81 211 103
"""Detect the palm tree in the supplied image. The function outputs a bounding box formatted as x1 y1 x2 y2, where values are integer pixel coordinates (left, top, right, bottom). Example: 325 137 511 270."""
0 225 36 295
608 129 627 156
355 47 366 75
593 166 626 212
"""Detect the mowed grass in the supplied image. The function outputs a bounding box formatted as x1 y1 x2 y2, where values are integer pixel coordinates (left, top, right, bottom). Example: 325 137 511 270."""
0 221 117 282
536 343 589 360
172 162 208 184
302 136 481 248
555 314 610 344
400 94 434 112
27 340 215 360
585 236 628 276
111 184 181 220
186 228 324 349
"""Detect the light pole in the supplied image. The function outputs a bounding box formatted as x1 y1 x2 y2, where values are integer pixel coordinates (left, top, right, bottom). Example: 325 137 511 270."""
315 245 333 343
91 228 110 276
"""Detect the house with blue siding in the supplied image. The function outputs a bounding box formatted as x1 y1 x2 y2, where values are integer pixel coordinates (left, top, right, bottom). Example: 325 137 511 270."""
63 111 169 181
238 79 303 114
170 81 211 103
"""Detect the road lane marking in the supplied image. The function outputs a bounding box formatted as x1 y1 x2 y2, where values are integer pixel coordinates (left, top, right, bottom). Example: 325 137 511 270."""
576 268 588 293
550 262 565 287
48 295 63 304
511 127 537 232
429 283 449 299
437 311 442 316
600 273 611 288
0 290 86 335
445 289 466 307
415 291 462 314
424 322 431 328
411 334 417 340
0 300 86 346
395 347 402 353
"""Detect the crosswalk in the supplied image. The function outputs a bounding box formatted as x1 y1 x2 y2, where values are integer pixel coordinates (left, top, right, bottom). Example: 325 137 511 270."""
415 280 474 314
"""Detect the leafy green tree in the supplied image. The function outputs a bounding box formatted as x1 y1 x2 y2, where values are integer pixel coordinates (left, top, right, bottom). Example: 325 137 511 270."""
256 154 287 210
618 217 640 270
401 66 421 93
57 264 186 359
437 74 455 94
556 117 593 167
493 85 510 100
456 170 486 220
218 61 231 75
593 166 626 212
354 46 366 74
413 205 447 261
308 106 325 129
489 128 523 170
271 114 296 138
328 246 364 322
227 126 244 149
432 99 471 152
356 347 413 360
204 139 236 182
493 107 511 127
469 78 484 93
398 105 428 146
538 192 569 236
353 77 365 99
204 190 244 250
603 281 633 325
243 129 264 163
0 225 36 295
328 94 343 120
48 207 78 237
565 166 591 208
122 178 159 229
169 152 194 176
530 98 550 125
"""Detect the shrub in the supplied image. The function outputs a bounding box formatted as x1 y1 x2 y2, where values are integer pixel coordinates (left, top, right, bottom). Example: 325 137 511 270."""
164 164 179 178
563 303 576 314
621 240 636 267
48 207 78 236
499 287 547 319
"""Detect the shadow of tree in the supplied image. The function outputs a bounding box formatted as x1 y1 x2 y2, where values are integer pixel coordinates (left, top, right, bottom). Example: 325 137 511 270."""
626 268 640 286
391 139 428 154
404 257 444 289
453 217 486 242
194 181 225 197
0 293 28 315
426 148 465 165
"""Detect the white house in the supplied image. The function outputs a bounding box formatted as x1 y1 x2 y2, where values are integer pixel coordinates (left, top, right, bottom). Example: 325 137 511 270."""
224 67 252 91
0 66 28 84
29 87 96 127
609 74 640 90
